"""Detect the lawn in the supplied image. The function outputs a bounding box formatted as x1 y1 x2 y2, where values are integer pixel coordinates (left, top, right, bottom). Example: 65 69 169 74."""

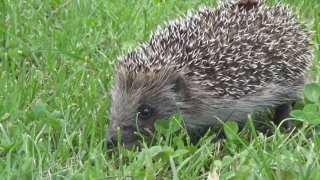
1 0 320 179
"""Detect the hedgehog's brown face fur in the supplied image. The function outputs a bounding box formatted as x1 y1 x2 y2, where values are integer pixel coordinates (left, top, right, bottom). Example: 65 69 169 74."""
108 67 188 145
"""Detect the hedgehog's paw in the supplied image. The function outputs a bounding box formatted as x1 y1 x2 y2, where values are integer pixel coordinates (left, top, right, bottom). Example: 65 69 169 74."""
273 103 293 129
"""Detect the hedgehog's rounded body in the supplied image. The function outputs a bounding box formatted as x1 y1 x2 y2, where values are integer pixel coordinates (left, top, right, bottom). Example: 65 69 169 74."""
108 1 313 145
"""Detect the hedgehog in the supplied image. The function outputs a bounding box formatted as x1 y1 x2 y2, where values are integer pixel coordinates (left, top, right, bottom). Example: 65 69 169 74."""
107 0 314 146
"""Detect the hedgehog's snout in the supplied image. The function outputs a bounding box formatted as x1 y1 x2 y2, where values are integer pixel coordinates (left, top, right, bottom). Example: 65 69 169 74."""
107 123 117 147
107 120 139 147
107 118 120 146
107 134 117 147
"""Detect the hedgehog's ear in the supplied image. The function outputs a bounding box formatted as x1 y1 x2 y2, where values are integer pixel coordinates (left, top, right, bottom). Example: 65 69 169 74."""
171 74 187 101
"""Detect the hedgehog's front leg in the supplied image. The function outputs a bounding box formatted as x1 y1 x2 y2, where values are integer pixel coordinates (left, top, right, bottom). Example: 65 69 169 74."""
273 103 293 129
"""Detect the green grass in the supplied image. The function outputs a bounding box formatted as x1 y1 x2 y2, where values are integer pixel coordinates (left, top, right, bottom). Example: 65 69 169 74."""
1 0 320 179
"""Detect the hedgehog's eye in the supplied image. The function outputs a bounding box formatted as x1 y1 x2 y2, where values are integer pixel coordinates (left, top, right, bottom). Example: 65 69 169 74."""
137 104 153 119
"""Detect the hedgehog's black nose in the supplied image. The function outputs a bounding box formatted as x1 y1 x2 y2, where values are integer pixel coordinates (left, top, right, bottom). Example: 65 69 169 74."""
107 135 118 147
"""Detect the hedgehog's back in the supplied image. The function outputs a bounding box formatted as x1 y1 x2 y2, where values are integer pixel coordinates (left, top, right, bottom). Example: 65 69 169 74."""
118 1 313 98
